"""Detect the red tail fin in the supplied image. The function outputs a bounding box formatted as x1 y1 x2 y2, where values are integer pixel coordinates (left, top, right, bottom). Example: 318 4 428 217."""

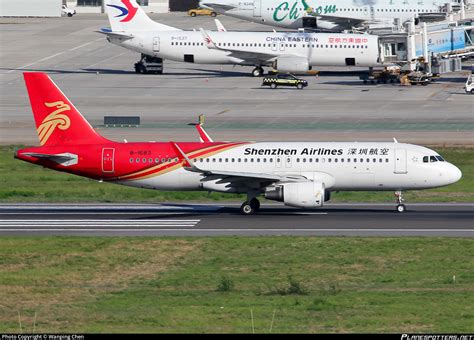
23 72 108 146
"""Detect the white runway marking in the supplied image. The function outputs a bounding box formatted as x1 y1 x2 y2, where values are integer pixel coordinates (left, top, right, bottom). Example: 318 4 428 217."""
0 219 200 228
6 38 103 73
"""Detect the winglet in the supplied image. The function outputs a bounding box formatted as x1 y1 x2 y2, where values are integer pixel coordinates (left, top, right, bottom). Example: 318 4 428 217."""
170 142 204 173
200 28 217 49
188 115 214 143
214 18 227 32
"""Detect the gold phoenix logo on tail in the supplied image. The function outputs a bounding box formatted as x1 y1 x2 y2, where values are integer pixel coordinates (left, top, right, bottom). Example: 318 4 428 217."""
37 101 71 145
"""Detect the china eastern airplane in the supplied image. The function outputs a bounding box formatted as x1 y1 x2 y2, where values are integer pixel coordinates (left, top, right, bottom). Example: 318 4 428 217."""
15 72 462 214
199 0 450 31
100 0 381 76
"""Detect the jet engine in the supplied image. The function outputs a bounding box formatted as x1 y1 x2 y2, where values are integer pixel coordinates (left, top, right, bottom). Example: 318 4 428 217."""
265 181 328 208
275 56 309 73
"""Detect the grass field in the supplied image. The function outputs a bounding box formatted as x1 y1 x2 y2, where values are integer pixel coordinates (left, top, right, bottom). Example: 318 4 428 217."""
1 145 473 203
0 237 472 333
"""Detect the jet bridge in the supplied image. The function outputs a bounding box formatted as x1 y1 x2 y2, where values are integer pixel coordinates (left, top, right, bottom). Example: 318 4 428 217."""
377 16 474 72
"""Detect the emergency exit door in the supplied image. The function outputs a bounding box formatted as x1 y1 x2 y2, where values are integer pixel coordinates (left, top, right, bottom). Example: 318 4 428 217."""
394 148 407 174
102 148 115 173
153 37 160 52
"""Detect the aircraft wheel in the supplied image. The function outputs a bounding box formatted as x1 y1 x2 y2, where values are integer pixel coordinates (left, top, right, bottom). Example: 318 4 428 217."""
190 12 196 17
252 67 263 77
396 204 406 213
67 13 73 17
211 12 217 17
241 202 255 215
250 198 260 211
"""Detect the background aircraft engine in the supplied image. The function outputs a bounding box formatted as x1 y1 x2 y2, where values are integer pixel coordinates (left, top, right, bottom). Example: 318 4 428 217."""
265 181 326 208
275 56 309 73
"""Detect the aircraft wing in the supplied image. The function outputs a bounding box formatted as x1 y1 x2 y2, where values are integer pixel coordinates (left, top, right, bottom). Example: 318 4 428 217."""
200 28 278 64
200 2 238 12
171 142 305 185
315 14 365 28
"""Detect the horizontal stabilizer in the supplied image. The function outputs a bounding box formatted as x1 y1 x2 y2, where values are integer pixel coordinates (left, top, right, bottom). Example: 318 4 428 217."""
96 28 134 40
20 152 78 166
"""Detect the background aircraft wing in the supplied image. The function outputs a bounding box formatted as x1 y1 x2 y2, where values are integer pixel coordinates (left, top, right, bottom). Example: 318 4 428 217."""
200 28 279 64
306 12 366 30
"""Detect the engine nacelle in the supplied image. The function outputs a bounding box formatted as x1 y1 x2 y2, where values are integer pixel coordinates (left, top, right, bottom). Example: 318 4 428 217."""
265 181 326 208
275 56 309 73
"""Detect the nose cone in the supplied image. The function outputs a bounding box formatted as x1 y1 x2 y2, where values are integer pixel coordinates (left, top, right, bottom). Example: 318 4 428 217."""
448 164 462 184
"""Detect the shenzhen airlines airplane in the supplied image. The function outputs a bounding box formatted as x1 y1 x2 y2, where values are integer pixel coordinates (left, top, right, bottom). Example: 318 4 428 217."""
15 73 462 214
100 0 381 76
200 0 449 31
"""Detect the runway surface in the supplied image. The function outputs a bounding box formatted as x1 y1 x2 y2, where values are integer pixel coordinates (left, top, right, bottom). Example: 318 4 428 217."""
1 203 473 236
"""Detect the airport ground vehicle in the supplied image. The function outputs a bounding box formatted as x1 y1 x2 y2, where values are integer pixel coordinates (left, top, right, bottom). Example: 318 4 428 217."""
262 74 308 89
406 71 433 86
62 5 76 17
465 74 473 94
360 69 400 84
16 73 462 215
134 54 163 74
188 7 217 17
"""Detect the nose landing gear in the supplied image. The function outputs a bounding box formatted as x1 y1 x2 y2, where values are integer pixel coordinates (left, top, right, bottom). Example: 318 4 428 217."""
395 191 406 213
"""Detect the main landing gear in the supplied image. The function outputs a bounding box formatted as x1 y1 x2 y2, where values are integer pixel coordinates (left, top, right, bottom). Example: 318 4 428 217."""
252 67 264 77
240 197 261 215
395 191 406 213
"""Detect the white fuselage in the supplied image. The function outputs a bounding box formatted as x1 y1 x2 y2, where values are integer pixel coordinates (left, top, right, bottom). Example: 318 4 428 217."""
109 30 380 67
119 142 461 194
201 0 444 30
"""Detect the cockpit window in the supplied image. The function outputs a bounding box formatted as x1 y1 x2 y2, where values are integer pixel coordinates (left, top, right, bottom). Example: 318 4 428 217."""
423 156 429 163
435 156 445 162
430 156 437 162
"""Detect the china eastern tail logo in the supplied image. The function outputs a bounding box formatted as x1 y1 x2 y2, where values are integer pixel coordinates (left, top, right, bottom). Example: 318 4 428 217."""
37 101 71 145
107 0 138 22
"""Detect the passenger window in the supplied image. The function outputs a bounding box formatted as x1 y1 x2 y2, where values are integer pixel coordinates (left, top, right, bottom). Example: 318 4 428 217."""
155 158 159 163
130 158 134 163
149 158 153 163
142 158 147 163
